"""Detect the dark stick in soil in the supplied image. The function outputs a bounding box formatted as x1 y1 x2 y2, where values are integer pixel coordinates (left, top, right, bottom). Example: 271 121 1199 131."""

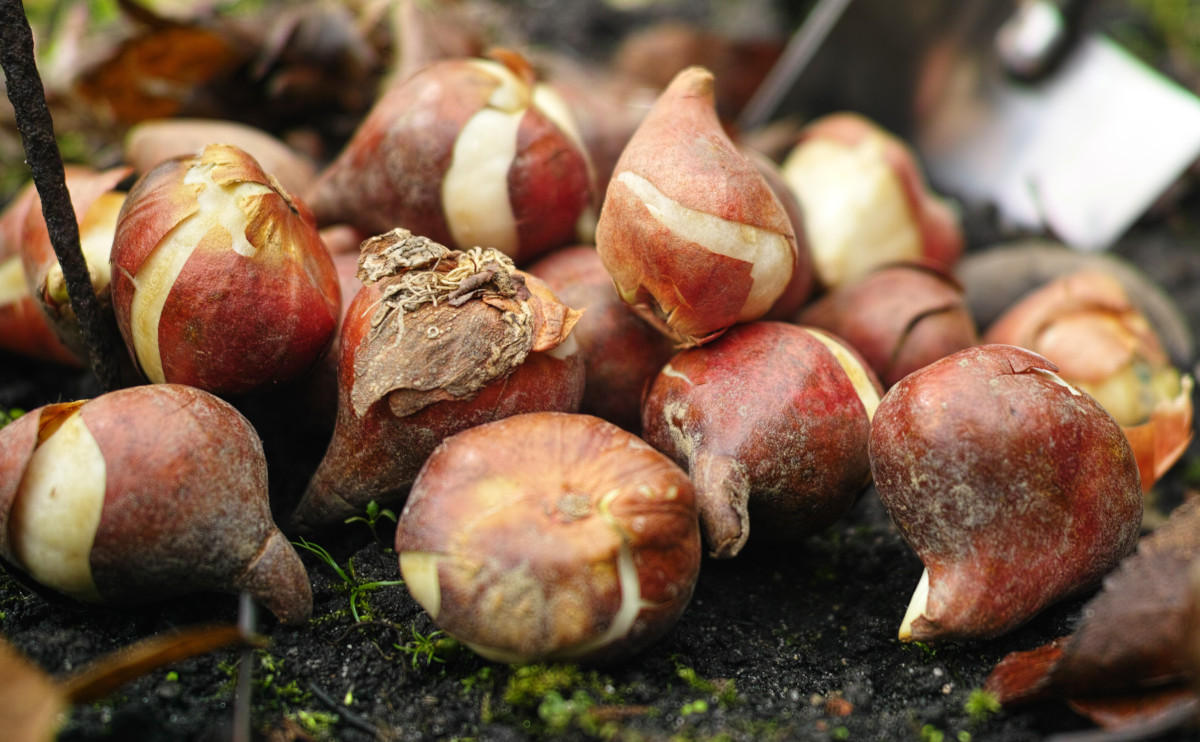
0 0 124 391
309 682 380 736
233 593 256 742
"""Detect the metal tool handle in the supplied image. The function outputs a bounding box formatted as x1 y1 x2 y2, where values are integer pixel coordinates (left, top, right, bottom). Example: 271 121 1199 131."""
996 0 1093 81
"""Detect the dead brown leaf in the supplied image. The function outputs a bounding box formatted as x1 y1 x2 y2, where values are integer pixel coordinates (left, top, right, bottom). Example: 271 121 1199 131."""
986 498 1200 728
0 625 262 742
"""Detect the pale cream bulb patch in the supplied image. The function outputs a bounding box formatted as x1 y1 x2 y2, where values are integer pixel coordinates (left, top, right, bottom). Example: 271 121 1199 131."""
442 108 523 257
0 256 27 307
399 551 444 619
10 408 106 602
898 567 931 641
783 137 921 288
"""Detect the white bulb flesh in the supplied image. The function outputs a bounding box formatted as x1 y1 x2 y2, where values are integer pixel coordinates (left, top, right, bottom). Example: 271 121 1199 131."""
77 191 126 294
898 567 931 641
0 256 26 307
442 107 523 256
615 170 794 321
399 551 443 619
10 409 106 602
806 328 882 421
468 59 530 113
783 137 921 288
542 332 579 361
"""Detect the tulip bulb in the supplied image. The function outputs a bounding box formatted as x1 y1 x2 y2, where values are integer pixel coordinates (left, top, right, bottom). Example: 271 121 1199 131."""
642 321 881 557
18 166 132 362
0 183 80 365
396 411 700 664
306 51 595 265
293 229 584 531
526 245 675 432
110 143 341 394
124 118 317 195
0 384 312 625
595 66 799 347
870 345 1143 642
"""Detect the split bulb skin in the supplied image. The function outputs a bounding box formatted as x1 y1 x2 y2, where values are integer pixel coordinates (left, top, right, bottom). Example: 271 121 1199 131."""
0 183 72 363
305 54 594 264
293 237 585 532
395 411 700 665
595 66 798 348
870 344 1143 642
0 385 312 625
110 144 341 395
642 321 882 558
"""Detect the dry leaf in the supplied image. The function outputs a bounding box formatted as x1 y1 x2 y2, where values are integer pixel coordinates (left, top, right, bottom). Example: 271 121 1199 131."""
986 499 1200 729
0 640 65 742
0 625 259 742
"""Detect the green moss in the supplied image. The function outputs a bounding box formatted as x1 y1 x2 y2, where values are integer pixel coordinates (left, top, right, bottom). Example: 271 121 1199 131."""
680 699 708 716
0 409 24 430
493 663 627 737
504 664 601 708
289 709 339 737
920 724 945 742
964 688 1001 725
461 666 496 693
672 659 740 709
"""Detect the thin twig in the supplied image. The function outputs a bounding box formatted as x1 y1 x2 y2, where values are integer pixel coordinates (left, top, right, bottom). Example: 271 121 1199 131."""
0 0 123 390
308 681 381 736
232 593 257 742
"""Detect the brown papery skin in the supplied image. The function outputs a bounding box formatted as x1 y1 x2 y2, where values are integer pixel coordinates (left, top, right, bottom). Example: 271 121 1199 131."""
595 66 796 347
798 262 978 388
396 411 700 665
292 278 585 532
870 344 1143 641
110 144 341 394
527 245 674 432
642 321 879 558
796 112 963 270
305 56 592 263
0 386 312 625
